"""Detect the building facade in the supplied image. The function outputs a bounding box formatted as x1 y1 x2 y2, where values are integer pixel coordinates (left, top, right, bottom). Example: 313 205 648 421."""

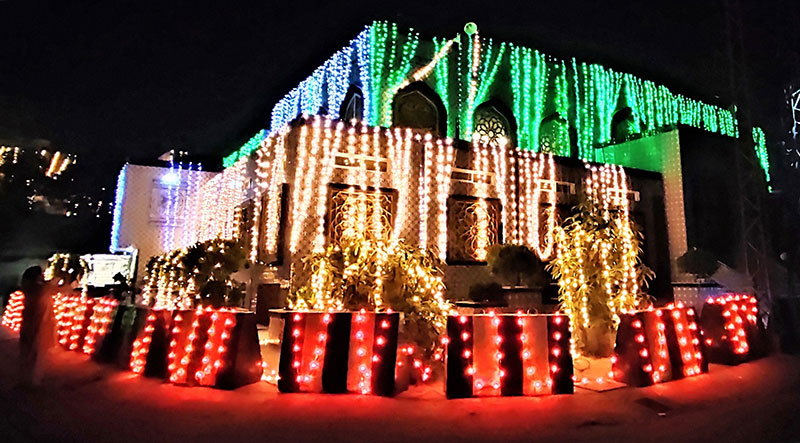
110 22 772 312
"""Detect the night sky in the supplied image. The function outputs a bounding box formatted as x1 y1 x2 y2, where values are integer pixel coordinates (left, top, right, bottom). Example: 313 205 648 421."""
1 0 798 188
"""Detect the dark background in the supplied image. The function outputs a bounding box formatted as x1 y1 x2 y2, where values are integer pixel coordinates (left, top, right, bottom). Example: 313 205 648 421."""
0 0 798 292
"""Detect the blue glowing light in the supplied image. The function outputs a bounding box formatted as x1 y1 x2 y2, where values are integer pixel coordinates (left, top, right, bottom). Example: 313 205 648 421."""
109 164 128 252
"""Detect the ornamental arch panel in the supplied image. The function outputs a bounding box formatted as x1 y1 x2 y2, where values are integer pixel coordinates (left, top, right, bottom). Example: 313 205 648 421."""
473 100 516 146
391 82 447 136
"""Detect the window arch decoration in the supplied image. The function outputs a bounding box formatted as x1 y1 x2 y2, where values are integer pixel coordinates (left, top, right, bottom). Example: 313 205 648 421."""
611 107 639 145
340 86 365 122
391 82 447 137
539 114 571 157
472 101 516 146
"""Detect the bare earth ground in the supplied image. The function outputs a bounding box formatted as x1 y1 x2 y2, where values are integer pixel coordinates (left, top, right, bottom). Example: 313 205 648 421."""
0 327 799 443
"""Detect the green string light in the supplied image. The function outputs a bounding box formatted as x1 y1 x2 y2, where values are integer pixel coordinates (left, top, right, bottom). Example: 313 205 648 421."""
751 126 771 184
433 37 453 137
461 38 506 140
220 21 763 174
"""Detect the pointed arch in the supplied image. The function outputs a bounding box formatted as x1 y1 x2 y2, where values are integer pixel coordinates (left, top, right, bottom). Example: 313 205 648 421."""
391 81 447 136
340 85 365 122
473 99 517 146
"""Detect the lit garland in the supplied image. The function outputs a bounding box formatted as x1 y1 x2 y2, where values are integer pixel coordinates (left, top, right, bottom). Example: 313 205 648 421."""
388 128 413 240
380 36 455 127
161 160 183 251
446 313 573 398
434 138 455 260
290 232 452 362
263 128 289 256
509 46 547 151
471 139 491 261
66 297 94 351
196 158 247 242
666 303 704 377
222 130 264 170
195 309 237 386
490 139 510 244
181 162 204 249
704 294 760 356
164 306 240 386
250 136 276 262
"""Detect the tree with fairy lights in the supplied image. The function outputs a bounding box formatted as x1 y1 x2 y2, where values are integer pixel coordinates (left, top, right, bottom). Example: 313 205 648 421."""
547 165 653 357
45 253 88 288
290 233 452 364
142 238 247 309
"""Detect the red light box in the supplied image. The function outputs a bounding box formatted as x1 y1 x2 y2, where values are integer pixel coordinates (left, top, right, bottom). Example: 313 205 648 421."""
277 311 402 396
612 305 707 387
445 313 574 399
699 294 769 365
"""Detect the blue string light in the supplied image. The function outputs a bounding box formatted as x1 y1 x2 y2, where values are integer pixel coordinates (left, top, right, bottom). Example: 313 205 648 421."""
109 164 128 252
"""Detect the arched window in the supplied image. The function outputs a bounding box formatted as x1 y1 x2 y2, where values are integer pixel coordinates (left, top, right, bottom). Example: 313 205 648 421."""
611 107 638 144
391 82 446 136
539 114 570 156
340 86 364 121
473 101 515 146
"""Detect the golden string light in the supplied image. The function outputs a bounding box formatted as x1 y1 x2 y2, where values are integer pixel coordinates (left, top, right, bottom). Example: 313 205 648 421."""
434 138 454 260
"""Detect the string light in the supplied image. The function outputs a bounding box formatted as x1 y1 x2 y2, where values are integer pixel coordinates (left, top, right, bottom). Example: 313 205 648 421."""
517 150 557 259
751 127 771 186
109 165 128 252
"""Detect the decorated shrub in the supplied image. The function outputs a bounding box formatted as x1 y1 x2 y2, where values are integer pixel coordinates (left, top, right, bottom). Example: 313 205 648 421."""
547 165 653 357
142 238 247 309
290 234 452 364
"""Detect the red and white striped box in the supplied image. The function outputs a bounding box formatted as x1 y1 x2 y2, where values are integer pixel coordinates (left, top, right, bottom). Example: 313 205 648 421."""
445 313 574 398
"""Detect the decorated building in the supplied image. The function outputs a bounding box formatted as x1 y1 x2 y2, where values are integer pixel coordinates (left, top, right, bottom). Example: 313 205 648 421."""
110 21 772 316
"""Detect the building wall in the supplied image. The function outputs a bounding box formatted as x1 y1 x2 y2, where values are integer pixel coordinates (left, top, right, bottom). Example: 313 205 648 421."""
237 117 671 307
113 164 218 278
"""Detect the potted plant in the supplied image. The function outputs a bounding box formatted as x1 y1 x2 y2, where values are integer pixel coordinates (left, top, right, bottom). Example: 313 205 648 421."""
547 194 654 358
484 244 550 309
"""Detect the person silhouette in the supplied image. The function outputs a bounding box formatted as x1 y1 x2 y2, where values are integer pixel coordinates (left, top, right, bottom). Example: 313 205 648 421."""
18 266 57 387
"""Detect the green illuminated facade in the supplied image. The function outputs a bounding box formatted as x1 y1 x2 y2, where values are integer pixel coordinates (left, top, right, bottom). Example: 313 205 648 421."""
222 21 770 184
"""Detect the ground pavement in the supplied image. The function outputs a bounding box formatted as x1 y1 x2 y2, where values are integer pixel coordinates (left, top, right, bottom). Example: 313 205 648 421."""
0 327 799 442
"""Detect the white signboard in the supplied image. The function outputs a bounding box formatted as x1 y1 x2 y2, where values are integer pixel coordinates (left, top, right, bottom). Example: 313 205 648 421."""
81 253 136 287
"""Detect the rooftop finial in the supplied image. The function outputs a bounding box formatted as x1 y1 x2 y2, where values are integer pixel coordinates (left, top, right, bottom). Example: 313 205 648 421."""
464 22 478 36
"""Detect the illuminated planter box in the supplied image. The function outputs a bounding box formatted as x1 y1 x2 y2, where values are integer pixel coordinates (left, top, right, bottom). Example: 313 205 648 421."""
55 295 101 351
82 298 120 355
612 305 707 387
699 294 769 365
444 313 574 399
93 305 150 367
165 307 262 390
277 311 402 396
129 309 174 377
1 290 25 332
